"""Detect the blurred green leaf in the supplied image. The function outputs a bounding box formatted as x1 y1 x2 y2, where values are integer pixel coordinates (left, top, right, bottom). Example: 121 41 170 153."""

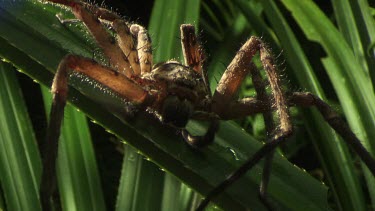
41 86 106 211
0 61 41 211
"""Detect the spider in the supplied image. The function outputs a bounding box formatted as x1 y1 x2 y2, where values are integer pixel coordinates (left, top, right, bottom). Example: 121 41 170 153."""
40 0 375 210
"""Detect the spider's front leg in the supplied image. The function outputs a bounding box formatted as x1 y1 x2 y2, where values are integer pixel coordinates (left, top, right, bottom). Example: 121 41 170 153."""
40 55 153 210
179 24 219 147
48 0 153 76
82 2 153 75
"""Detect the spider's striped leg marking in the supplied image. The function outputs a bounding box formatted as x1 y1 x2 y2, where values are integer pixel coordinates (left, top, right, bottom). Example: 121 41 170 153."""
178 24 215 147
180 24 205 74
180 24 210 94
111 20 141 75
130 24 153 74
48 0 134 77
61 2 144 76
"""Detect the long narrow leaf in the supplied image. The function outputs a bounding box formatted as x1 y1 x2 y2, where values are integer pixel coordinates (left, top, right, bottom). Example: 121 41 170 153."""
0 61 41 211
281 0 375 209
259 0 367 210
41 86 106 210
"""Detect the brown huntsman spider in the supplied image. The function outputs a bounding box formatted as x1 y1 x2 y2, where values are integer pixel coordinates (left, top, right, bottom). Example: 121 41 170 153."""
41 1 375 210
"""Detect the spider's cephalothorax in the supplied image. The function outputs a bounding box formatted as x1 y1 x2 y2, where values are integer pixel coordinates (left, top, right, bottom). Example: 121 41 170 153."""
41 1 375 211
140 61 211 129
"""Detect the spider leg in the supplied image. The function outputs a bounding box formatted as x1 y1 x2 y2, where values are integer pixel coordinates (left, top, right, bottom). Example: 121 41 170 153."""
40 54 152 210
248 62 277 210
130 24 153 74
67 2 144 76
213 36 292 133
71 3 153 75
179 24 215 147
180 24 210 94
203 91 375 208
196 132 289 211
180 24 205 74
181 119 219 147
212 37 260 115
290 92 375 175
48 0 134 77
205 37 292 210
202 36 375 210
111 20 142 75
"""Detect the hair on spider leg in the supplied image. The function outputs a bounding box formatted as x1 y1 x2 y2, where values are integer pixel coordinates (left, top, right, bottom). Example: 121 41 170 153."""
274 48 283 57
98 0 106 8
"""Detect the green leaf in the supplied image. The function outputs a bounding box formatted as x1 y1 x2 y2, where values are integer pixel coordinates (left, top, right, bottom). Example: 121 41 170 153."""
116 145 165 211
281 0 375 209
0 61 41 211
41 86 106 210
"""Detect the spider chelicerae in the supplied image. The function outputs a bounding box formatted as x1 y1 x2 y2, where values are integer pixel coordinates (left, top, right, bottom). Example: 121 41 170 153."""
40 0 375 210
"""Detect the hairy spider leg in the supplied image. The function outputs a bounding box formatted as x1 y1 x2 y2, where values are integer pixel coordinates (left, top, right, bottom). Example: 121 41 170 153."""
180 24 205 74
212 38 260 117
66 2 144 76
199 36 375 210
258 40 293 210
49 0 134 77
201 37 295 210
40 55 151 210
180 24 211 95
290 92 375 176
130 24 153 74
197 92 375 211
179 24 218 147
111 20 142 75
248 62 277 210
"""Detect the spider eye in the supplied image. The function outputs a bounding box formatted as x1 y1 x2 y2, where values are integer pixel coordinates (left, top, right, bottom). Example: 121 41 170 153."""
161 96 193 128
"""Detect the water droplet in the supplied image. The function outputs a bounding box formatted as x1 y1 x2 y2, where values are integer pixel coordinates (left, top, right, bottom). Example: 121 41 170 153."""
127 154 136 161
227 148 240 161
